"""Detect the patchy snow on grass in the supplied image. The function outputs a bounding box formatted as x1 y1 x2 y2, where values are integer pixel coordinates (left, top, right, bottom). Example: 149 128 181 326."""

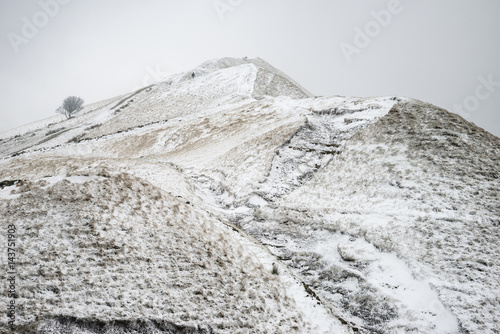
1 57 498 333
0 172 310 333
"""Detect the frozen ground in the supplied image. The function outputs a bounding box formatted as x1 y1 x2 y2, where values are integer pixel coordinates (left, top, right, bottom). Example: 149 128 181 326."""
0 57 499 333
253 101 500 333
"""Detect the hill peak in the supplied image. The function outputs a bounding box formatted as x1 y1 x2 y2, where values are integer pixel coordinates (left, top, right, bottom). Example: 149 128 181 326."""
165 56 313 99
0 57 499 334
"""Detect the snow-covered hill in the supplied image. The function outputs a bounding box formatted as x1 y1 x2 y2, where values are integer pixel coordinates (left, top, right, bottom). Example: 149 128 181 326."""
0 57 498 333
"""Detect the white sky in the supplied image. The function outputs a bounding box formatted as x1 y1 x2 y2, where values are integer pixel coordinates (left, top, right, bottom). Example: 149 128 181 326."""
1 0 499 137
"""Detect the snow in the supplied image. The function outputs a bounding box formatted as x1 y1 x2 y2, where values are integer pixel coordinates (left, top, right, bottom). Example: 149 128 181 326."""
1 57 499 333
265 100 500 333
0 184 21 200
0 173 310 333
316 233 460 332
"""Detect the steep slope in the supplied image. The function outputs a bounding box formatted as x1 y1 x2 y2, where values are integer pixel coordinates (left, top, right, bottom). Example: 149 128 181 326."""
0 58 352 333
0 95 125 158
254 100 500 333
0 160 347 333
0 57 499 333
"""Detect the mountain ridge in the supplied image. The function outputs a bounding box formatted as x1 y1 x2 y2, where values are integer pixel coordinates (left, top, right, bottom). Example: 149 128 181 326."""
1 57 499 333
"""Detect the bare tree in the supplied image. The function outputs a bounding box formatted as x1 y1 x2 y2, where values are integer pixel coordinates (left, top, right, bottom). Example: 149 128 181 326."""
56 96 84 119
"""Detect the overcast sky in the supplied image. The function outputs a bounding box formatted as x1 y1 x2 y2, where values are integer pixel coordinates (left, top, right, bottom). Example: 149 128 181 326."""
1 0 499 137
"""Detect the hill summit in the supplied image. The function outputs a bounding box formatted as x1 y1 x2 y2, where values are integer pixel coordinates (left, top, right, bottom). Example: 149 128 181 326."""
1 57 499 334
